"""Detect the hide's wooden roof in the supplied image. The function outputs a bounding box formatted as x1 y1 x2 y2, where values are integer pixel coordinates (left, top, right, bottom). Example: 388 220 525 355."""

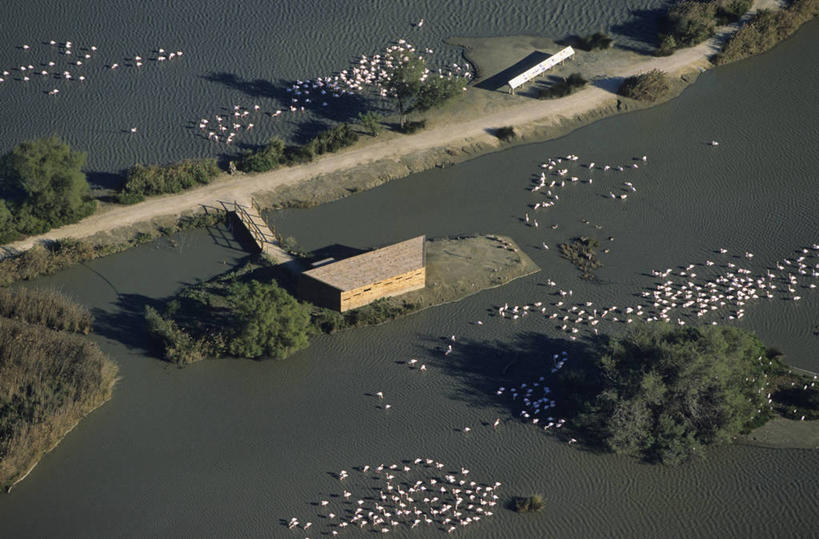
302 236 425 291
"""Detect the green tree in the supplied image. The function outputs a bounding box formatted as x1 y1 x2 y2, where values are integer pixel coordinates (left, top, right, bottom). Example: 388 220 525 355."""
415 75 468 112
577 324 780 464
226 280 312 359
0 136 93 227
238 137 286 172
384 52 427 129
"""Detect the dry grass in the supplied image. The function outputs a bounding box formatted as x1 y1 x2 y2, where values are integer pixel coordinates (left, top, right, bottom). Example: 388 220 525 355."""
0 318 118 491
0 287 93 334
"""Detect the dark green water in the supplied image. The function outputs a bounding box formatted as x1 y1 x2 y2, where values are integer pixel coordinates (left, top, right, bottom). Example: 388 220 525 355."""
1 17 818 539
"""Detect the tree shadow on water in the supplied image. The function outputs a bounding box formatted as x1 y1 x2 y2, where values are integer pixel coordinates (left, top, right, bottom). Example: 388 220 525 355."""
91 293 164 353
428 331 602 416
610 8 668 53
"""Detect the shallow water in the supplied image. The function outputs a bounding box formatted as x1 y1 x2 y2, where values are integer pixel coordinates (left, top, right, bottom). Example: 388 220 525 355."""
0 0 667 185
0 12 818 539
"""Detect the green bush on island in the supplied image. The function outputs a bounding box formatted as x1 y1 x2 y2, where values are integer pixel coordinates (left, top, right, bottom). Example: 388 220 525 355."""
617 70 671 102
656 0 753 55
572 325 782 465
0 136 95 244
713 0 819 64
0 294 117 491
116 158 220 204
415 75 469 113
225 280 312 359
513 494 545 513
536 73 588 99
0 287 93 334
559 236 602 279
144 305 209 366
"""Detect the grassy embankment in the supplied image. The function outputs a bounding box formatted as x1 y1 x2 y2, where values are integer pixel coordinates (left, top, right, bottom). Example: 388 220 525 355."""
145 235 539 366
0 288 118 491
713 0 819 64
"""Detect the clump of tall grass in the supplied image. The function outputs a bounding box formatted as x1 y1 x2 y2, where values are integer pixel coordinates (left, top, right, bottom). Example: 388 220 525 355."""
144 305 209 366
0 287 92 333
617 70 671 102
0 317 118 491
116 159 221 204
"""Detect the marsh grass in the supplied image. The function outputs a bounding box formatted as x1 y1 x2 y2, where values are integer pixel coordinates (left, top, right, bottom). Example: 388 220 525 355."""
0 314 117 491
0 287 92 333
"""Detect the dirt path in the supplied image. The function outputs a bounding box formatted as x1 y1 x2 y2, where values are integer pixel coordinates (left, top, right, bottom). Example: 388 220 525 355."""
2 22 740 255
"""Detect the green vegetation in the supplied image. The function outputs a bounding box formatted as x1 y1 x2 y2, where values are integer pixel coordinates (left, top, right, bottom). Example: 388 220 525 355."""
0 287 93 334
238 123 359 173
0 290 117 491
0 211 226 287
536 73 588 99
559 236 602 279
714 0 819 64
0 136 95 243
116 159 220 204
307 123 359 155
383 50 468 129
357 111 385 136
572 325 782 464
575 32 614 51
513 494 545 513
225 280 312 359
656 0 753 55
399 119 427 134
617 70 671 102
144 306 209 366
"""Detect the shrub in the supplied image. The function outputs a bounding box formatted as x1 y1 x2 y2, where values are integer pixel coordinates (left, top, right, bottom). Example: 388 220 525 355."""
575 32 614 51
714 0 819 64
144 305 208 366
513 495 545 513
238 137 286 172
574 325 781 464
400 119 427 134
358 111 384 136
415 75 468 112
536 73 588 99
617 70 670 102
308 123 359 155
226 280 312 359
494 126 517 142
118 158 220 200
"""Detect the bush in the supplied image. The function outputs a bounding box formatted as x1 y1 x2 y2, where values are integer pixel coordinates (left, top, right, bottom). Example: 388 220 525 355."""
145 305 208 366
657 0 753 54
574 325 781 464
494 126 517 142
536 73 588 99
575 32 614 51
617 70 671 102
415 75 469 112
307 123 358 155
714 0 818 64
226 280 312 359
0 136 95 242
117 158 220 201
358 111 384 136
238 137 286 172
0 287 93 334
513 495 545 513
400 119 427 134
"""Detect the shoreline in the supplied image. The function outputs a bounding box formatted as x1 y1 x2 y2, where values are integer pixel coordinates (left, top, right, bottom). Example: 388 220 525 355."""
0 0 782 258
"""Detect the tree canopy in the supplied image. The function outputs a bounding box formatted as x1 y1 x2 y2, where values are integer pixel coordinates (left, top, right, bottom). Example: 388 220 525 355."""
226 280 312 359
575 324 780 464
0 136 94 242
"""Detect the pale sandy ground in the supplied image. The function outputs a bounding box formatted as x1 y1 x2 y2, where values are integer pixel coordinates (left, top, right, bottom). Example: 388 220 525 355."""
2 1 772 256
